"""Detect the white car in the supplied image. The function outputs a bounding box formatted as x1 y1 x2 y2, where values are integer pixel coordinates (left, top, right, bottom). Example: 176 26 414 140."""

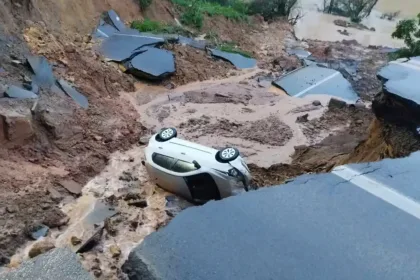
143 127 251 204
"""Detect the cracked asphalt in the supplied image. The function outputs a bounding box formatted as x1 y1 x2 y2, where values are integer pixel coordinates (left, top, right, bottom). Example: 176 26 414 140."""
124 152 420 280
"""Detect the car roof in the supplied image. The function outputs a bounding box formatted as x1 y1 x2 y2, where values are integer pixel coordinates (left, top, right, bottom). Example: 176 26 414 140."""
147 135 237 172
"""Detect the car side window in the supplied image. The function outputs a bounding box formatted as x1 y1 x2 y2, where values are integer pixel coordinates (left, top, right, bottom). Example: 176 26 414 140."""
152 153 177 170
172 160 198 173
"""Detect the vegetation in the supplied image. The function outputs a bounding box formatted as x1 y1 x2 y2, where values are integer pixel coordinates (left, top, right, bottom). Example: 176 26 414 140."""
131 19 192 36
172 0 248 28
138 0 153 10
248 0 298 20
322 0 378 23
391 13 420 59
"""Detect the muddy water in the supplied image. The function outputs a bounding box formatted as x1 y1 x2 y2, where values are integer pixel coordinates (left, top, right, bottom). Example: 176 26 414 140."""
295 0 420 47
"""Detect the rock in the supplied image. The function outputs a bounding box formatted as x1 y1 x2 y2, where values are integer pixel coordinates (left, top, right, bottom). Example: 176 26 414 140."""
76 227 104 254
28 224 49 240
0 110 34 143
28 239 55 258
0 207 6 215
239 80 249 85
119 171 138 182
370 27 376 32
328 98 347 109
258 80 272 88
83 35 91 43
334 19 349 28
312 100 321 106
138 135 150 145
64 45 76 53
164 82 176 89
127 200 148 208
59 180 83 195
296 114 309 123
6 205 18 213
71 236 82 246
47 187 63 202
355 119 363 125
110 244 122 258
0 248 92 280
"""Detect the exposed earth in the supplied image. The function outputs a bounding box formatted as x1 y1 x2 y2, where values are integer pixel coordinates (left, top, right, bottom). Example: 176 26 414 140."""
0 0 416 279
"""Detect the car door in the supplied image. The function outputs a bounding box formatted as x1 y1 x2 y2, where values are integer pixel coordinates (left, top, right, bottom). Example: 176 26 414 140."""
149 153 193 200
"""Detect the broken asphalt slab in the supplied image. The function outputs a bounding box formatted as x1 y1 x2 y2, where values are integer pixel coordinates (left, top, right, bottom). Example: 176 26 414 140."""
93 19 119 39
0 248 92 280
377 57 419 83
4 85 38 99
26 56 55 88
100 33 164 62
209 49 256 69
55 196 117 253
57 79 88 109
273 65 359 103
126 47 175 80
105 10 128 32
124 152 420 280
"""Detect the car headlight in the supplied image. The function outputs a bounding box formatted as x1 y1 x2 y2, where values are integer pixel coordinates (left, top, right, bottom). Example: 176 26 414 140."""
228 168 242 179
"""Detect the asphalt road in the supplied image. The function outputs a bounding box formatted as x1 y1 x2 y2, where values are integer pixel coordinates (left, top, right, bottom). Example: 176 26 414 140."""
124 152 420 280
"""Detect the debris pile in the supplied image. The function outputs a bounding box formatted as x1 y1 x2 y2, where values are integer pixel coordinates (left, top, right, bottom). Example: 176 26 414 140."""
95 10 257 81
0 55 88 108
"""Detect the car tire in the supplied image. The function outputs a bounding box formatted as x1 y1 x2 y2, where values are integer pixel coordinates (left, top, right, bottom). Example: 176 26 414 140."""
217 147 239 163
157 127 177 142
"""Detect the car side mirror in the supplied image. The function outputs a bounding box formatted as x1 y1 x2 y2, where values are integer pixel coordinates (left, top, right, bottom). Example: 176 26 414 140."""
193 160 201 169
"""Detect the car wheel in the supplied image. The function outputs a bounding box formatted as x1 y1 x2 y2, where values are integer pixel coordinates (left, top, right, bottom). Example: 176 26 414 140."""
158 127 177 141
217 147 239 163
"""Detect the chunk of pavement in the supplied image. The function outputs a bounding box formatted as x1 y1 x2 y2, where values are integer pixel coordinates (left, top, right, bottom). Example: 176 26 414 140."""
123 155 420 280
4 85 37 99
296 114 309 123
47 187 63 202
273 65 359 103
26 55 55 88
56 200 117 253
101 34 164 62
126 47 175 80
28 239 55 258
328 98 347 109
59 180 83 195
28 224 49 240
57 79 88 109
209 49 256 69
0 248 93 280
105 10 127 32
93 19 118 39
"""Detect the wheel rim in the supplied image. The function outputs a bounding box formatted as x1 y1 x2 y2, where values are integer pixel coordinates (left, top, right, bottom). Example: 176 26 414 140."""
221 148 236 159
161 128 174 139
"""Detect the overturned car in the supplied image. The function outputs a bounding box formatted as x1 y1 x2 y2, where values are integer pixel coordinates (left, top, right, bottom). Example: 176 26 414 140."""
143 128 251 204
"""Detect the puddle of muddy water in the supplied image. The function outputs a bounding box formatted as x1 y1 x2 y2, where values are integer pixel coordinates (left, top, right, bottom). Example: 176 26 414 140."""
295 0 420 47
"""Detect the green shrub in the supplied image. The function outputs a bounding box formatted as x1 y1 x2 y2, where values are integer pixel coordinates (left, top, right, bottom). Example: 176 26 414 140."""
391 13 420 59
248 0 297 20
138 0 153 10
172 0 247 29
131 19 192 36
322 0 379 23
131 19 163 32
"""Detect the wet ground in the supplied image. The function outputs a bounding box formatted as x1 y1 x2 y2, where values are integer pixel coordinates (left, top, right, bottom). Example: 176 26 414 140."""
295 0 420 47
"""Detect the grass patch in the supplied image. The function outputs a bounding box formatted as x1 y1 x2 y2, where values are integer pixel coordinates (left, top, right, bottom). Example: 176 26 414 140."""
131 19 192 36
172 0 248 28
218 42 253 58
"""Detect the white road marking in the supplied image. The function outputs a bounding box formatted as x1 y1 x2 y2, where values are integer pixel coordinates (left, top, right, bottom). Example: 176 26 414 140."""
332 166 420 220
294 72 340 97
